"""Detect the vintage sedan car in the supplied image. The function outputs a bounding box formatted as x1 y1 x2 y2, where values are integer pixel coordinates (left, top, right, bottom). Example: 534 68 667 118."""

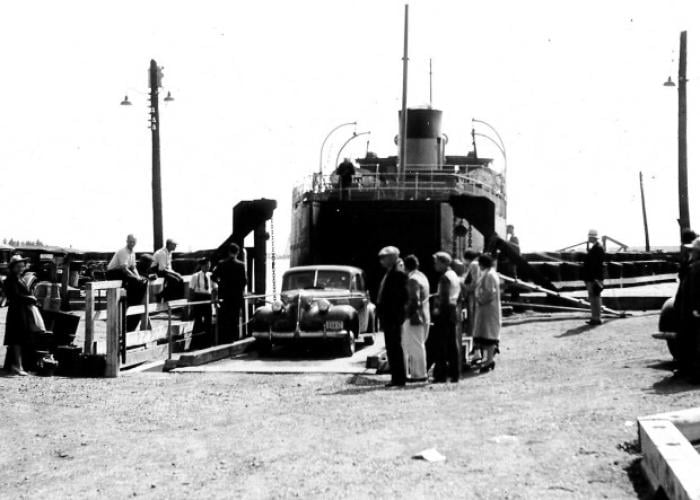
252 265 377 356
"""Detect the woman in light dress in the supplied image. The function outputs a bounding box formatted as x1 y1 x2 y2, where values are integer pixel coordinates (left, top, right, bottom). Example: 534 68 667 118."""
473 254 502 373
401 255 430 382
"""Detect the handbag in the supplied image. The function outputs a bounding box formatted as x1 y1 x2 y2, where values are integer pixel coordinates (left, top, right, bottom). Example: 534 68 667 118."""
26 304 47 333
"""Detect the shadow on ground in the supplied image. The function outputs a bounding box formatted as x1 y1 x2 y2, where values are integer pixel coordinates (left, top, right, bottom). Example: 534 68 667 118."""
649 372 700 395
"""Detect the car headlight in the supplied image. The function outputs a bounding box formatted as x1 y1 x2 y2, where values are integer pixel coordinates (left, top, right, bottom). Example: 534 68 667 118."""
317 298 331 314
272 300 285 313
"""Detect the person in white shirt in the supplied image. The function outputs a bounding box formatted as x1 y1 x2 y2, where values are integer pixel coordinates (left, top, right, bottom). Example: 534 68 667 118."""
105 234 147 331
189 258 216 347
153 238 184 301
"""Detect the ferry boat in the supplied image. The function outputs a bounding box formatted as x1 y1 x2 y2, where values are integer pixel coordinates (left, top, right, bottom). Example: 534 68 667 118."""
290 106 507 295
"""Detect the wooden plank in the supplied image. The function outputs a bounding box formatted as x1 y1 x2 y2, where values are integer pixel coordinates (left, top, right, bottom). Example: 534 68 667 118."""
84 283 95 354
175 337 255 368
125 327 169 348
89 280 124 291
140 283 150 331
122 343 170 368
642 407 700 443
104 288 121 377
639 419 700 500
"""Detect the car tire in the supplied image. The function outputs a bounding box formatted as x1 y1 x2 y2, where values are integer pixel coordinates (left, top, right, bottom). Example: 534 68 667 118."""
340 332 355 357
256 339 272 356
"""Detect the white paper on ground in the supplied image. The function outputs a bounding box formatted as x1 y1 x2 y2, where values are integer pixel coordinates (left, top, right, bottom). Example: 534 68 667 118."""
412 448 446 462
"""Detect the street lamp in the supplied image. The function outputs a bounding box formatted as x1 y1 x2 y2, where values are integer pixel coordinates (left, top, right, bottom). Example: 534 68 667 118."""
472 118 507 180
664 31 690 237
319 121 357 176
335 131 371 171
121 59 175 251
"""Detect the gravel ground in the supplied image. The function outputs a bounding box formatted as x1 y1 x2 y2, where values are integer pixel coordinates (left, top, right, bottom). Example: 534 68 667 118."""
1 313 699 499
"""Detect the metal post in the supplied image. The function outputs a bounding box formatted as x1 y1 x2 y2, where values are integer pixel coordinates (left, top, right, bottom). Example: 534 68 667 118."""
678 31 690 236
149 59 164 251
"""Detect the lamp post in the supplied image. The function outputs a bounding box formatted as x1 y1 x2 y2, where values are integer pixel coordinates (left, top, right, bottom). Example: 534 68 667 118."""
335 131 371 171
121 59 174 251
319 121 357 176
663 31 690 238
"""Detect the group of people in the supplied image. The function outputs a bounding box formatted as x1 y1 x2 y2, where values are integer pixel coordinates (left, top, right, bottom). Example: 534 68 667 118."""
104 235 248 342
375 245 502 387
1 235 251 376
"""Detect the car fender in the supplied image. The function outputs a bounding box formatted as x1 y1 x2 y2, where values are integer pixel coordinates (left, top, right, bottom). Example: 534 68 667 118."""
658 296 677 333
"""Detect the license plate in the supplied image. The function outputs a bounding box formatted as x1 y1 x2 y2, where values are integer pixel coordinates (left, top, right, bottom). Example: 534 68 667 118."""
325 320 343 331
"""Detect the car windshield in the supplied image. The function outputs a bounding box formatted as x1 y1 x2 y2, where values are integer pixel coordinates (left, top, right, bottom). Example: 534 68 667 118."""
282 270 351 291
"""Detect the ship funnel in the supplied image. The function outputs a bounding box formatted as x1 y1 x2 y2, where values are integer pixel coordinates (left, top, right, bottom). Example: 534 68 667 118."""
398 107 444 171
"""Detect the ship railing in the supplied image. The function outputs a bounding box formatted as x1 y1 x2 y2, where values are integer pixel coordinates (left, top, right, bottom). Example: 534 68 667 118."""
296 171 506 203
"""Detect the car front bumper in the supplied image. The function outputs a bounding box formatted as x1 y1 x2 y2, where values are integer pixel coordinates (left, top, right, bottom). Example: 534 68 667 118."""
252 329 350 341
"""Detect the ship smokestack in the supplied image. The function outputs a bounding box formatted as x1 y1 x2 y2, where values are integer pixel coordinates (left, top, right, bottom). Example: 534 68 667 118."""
398 107 444 171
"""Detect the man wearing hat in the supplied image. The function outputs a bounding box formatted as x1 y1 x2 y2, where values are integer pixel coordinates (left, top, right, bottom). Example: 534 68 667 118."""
582 229 605 326
376 246 408 387
212 243 247 343
3 255 36 375
432 251 462 382
154 238 184 302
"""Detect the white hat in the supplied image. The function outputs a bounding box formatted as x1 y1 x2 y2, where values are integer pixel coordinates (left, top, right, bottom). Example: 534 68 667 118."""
378 246 400 257
588 229 599 238
684 236 700 251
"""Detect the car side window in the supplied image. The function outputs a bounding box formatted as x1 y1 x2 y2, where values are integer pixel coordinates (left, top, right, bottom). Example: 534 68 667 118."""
354 273 365 292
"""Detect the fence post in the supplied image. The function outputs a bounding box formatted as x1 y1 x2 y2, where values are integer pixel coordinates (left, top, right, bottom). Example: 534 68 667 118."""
84 283 95 354
105 287 121 377
141 283 150 331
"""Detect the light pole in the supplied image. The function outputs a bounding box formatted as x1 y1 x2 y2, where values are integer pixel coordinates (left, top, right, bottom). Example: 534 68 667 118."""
319 121 356 176
663 31 690 238
335 131 371 171
121 59 174 251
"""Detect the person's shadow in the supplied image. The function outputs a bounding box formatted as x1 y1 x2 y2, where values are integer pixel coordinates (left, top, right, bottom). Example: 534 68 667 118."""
556 324 597 338
649 372 700 395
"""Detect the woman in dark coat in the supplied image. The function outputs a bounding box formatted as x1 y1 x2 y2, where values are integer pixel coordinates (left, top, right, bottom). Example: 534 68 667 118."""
3 255 36 375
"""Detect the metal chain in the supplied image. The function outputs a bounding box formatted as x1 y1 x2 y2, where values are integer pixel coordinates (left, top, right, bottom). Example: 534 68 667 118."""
270 217 277 297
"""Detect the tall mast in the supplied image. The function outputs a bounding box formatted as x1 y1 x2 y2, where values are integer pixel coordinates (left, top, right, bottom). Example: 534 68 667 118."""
678 31 690 237
429 58 433 107
639 171 650 252
399 4 409 176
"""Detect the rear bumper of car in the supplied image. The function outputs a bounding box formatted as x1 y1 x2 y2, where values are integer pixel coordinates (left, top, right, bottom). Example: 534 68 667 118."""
253 329 350 341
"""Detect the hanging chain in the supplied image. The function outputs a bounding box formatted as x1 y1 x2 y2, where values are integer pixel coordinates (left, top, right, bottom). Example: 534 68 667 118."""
270 217 277 297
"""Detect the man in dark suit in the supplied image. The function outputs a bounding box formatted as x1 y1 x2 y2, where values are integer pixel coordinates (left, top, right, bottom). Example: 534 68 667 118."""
376 246 408 387
212 243 247 343
582 229 605 326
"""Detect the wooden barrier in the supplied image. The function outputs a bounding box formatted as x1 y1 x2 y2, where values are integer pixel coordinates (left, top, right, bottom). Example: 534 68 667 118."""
638 408 700 500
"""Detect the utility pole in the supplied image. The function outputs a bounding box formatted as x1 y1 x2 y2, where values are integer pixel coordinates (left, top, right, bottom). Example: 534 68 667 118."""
149 59 164 250
399 4 409 177
678 31 690 238
639 171 650 252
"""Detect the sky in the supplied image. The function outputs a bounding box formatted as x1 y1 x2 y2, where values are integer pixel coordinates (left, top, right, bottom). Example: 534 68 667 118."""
0 1 697 252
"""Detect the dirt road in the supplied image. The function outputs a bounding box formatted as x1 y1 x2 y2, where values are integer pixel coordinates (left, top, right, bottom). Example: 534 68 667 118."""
1 313 699 499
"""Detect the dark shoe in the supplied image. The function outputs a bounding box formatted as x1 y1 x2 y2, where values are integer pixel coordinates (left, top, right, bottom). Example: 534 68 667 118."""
407 377 428 383
586 320 603 326
432 378 447 383
479 361 495 374
449 378 459 383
